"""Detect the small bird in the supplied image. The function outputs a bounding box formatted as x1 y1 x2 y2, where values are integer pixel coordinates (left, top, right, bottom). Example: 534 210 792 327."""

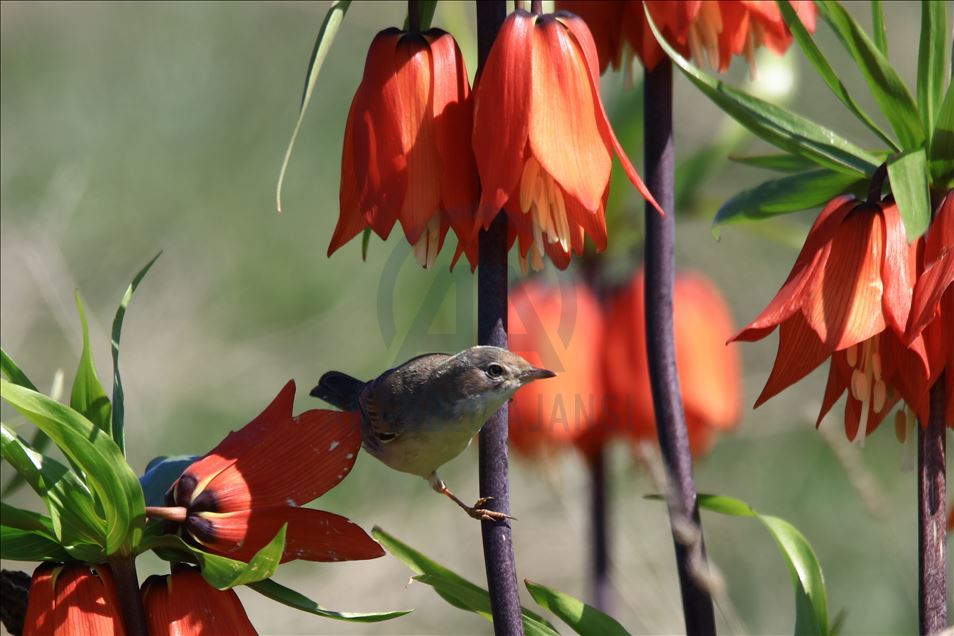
311 346 555 521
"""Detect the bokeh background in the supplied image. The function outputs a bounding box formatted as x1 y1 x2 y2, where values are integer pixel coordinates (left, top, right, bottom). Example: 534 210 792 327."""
1 1 951 634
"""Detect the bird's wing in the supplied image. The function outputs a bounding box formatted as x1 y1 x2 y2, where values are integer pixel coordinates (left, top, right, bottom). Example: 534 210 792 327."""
361 353 451 444
359 389 399 444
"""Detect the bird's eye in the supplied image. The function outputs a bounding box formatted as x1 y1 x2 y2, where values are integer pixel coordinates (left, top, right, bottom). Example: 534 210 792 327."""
486 363 504 378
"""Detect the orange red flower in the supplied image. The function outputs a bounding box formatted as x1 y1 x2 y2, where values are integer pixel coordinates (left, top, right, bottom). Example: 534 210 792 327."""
141 567 256 635
556 1 816 74
23 563 124 636
329 27 478 268
471 10 662 272
733 195 929 443
166 381 383 563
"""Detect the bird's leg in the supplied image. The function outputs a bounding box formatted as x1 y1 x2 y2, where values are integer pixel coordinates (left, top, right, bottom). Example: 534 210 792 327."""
426 472 515 522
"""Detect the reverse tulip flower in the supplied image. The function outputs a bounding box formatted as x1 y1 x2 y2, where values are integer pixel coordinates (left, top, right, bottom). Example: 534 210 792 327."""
141 568 256 635
329 27 479 269
733 195 926 445
471 9 662 272
23 563 124 636
154 381 384 563
557 0 816 74
508 280 605 456
603 269 741 455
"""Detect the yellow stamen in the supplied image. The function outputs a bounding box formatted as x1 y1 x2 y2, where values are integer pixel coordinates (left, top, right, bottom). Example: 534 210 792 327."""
517 157 572 269
846 344 858 367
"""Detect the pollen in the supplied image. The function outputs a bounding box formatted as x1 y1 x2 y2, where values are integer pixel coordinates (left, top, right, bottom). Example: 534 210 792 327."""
519 157 571 271
412 216 442 269
847 336 886 448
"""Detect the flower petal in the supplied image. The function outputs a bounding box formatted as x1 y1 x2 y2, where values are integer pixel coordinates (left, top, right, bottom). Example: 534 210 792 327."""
908 248 954 340
754 312 830 407
197 507 384 564
329 95 368 256
815 353 848 428
52 565 125 636
142 568 256 635
880 202 915 337
473 11 534 227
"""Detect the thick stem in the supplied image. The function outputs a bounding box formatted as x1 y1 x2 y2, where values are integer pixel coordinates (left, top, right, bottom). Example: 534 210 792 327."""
476 2 523 635
643 59 716 636
588 448 611 613
408 0 420 33
530 0 542 14
918 375 948 634
108 555 148 636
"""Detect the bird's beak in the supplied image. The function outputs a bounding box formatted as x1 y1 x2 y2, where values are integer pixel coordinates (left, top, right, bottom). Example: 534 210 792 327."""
520 367 556 383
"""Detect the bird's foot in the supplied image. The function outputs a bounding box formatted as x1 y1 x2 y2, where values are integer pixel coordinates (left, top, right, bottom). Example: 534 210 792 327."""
464 497 515 522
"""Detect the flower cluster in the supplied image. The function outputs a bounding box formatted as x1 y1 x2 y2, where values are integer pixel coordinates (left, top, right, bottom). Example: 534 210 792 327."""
735 191 953 446
507 271 741 458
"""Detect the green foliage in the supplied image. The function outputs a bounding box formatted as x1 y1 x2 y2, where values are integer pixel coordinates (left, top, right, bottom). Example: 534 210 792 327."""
70 292 112 437
887 149 932 239
248 578 412 623
525 579 629 636
917 1 948 141
0 349 51 497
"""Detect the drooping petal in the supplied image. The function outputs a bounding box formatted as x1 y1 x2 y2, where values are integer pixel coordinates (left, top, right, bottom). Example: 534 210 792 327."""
473 11 535 226
803 205 886 350
755 312 830 407
815 353 849 428
559 11 664 215
23 564 59 635
142 569 256 636
529 16 611 213
193 507 384 564
733 195 853 342
329 95 368 256
30 564 126 636
557 1 626 73
879 202 915 338
908 248 954 340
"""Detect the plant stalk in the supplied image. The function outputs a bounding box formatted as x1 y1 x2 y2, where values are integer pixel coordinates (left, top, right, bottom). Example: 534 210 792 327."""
108 555 148 635
408 0 420 33
643 58 716 636
588 447 611 613
918 375 947 634
475 2 523 635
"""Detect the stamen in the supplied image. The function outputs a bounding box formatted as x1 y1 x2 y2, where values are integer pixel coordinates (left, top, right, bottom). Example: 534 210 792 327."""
871 352 882 380
900 408 916 471
520 159 541 213
872 379 886 413
851 369 869 402
846 344 858 367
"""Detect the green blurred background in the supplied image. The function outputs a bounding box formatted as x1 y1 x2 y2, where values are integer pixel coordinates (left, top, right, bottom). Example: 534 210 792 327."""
1 1 950 634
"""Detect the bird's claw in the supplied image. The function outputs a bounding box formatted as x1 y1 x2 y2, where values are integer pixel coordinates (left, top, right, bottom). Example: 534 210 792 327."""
466 497 516 522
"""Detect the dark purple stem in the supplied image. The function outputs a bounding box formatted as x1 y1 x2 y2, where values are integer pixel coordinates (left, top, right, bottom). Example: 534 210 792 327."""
918 375 947 634
475 2 523 635
643 59 716 635
408 0 420 33
530 0 542 14
588 448 611 613
108 555 147 635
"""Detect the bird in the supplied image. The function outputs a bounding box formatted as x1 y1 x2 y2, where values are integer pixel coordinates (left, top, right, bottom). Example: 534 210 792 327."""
310 346 555 521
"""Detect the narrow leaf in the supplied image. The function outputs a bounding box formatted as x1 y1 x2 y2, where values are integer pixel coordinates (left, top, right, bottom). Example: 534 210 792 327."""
1 502 56 537
361 227 372 261
777 0 898 150
917 0 947 141
1 381 144 554
929 84 954 186
871 1 887 57
248 578 411 622
887 149 931 240
275 1 352 213
0 349 38 391
111 252 160 456
729 153 820 172
404 0 437 30
818 0 923 150
71 292 112 436
139 455 199 507
714 169 864 226
526 579 629 636
647 7 879 176
1 526 72 562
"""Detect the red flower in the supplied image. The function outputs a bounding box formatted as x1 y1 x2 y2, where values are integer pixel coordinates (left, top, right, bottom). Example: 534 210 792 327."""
471 9 662 272
329 28 478 269
603 269 741 455
733 196 926 443
557 0 816 73
508 280 605 456
166 381 383 563
141 567 256 635
23 563 124 635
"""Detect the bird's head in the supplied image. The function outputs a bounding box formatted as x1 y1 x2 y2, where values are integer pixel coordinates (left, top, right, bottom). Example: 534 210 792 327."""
449 346 555 406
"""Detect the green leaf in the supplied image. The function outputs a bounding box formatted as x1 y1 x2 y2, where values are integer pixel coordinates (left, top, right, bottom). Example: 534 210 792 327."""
139 454 198 507
777 0 898 150
248 578 411 623
917 0 947 141
646 6 879 177
818 0 923 150
404 0 437 30
887 149 931 240
71 292 112 437
111 252 161 456
1 502 56 537
361 227 372 261
413 574 559 636
714 169 864 227
870 1 887 57
525 579 629 636
1 423 104 553
142 527 286 590
929 84 954 186
1 349 38 391
694 494 829 635
275 0 352 213
1 525 72 562
729 153 820 172
1 381 144 555
371 526 557 632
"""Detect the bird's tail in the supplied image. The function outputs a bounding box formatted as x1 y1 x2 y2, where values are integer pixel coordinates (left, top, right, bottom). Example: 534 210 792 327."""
310 371 365 411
